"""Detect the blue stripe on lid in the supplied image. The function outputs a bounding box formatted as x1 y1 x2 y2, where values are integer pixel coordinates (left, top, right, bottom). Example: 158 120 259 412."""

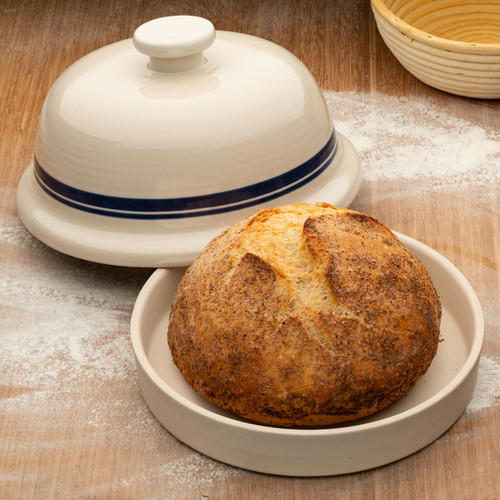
34 131 337 219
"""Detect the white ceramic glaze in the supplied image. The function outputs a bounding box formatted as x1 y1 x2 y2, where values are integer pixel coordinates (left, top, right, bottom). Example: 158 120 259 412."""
133 16 216 57
17 16 361 266
130 233 484 476
371 0 500 99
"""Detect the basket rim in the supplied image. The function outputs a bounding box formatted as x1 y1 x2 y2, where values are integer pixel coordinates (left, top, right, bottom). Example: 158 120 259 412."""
371 0 500 54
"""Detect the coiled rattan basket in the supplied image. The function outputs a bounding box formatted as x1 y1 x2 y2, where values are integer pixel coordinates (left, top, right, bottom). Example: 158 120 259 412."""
371 0 500 98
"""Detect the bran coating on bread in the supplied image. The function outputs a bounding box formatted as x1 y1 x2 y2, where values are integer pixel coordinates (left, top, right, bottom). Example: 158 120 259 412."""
167 203 442 427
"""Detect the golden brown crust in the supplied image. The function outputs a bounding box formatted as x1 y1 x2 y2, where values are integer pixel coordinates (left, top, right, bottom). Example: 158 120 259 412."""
167 203 442 427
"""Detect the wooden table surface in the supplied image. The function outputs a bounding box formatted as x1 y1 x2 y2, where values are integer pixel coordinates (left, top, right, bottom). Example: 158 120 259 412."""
1 1 499 498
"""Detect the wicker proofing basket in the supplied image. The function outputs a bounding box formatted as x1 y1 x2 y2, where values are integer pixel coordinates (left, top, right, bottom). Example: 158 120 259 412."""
371 0 500 98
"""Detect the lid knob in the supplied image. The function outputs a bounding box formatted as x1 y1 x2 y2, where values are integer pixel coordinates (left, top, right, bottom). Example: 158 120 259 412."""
133 16 216 72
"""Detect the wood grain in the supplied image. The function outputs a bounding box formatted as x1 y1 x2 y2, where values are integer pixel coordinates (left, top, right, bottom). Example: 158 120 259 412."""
1 0 499 498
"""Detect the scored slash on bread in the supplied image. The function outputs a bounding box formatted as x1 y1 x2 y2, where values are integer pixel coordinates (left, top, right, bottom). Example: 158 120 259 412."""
168 203 442 427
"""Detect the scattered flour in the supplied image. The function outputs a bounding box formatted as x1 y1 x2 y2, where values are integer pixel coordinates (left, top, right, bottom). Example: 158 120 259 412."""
0 242 139 389
466 355 500 414
324 91 500 188
158 454 242 488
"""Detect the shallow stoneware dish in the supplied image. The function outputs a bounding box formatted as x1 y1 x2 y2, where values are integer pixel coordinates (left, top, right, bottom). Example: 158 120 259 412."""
371 0 500 99
130 233 484 476
16 16 361 267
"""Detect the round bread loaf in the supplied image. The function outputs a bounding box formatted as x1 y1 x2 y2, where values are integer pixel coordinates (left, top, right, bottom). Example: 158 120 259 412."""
167 203 442 427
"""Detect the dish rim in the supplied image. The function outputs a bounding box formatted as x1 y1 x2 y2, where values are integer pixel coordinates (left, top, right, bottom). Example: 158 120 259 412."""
371 0 500 54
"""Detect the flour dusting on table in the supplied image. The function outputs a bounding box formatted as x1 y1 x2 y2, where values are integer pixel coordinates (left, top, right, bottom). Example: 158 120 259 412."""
466 355 500 414
324 91 500 189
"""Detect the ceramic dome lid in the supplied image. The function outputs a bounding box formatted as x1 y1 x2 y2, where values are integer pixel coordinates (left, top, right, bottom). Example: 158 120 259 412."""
35 15 333 204
17 16 361 267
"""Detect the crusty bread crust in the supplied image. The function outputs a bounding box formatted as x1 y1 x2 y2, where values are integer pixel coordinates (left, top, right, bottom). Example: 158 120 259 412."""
167 203 442 427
